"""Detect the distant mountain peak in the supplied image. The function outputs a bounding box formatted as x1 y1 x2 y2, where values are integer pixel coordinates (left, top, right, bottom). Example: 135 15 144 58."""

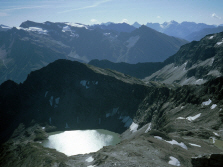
132 22 141 28
146 20 218 40
100 22 113 26
161 20 178 29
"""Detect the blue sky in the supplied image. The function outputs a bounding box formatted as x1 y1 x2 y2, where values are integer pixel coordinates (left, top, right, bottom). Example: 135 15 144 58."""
0 0 223 27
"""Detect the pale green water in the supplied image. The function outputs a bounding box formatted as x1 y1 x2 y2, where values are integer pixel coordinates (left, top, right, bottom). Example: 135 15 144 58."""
210 138 223 150
42 129 120 156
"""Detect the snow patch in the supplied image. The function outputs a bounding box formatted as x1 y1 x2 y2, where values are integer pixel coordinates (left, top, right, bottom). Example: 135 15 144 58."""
177 117 185 120
210 137 216 143
70 33 79 38
209 36 214 39
62 26 79 37
28 27 48 34
166 140 187 150
80 80 89 89
129 122 138 133
186 113 201 121
189 143 201 147
216 38 223 46
120 116 132 128
112 108 119 115
211 58 215 66
42 127 45 130
145 123 151 133
55 97 60 105
154 136 187 150
207 70 221 77
168 156 180 166
211 104 217 109
65 22 88 29
196 79 203 84
62 25 71 32
106 113 111 118
92 81 98 85
65 123 70 129
177 113 201 121
202 99 212 106
85 156 94 163
105 108 119 118
16 27 48 35
154 136 162 140
103 33 110 36
183 62 188 71
213 132 220 136
49 96 54 106
45 91 48 97
80 80 87 86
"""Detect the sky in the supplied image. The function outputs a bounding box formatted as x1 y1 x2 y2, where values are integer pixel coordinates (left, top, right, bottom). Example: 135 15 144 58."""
0 0 223 27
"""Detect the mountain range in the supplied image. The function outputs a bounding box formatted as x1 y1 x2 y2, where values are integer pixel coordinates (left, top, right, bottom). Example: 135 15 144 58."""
0 20 186 84
132 21 223 41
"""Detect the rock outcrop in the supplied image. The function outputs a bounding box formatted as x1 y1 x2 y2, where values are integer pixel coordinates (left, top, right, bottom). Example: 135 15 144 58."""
191 154 223 167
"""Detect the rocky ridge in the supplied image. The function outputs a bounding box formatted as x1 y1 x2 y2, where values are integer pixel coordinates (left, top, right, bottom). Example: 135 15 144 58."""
145 21 218 40
88 59 164 79
144 31 223 85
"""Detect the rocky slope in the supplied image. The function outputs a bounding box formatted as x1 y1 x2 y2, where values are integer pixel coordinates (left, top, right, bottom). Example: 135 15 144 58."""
0 21 187 84
117 25 187 63
144 31 223 85
0 59 223 167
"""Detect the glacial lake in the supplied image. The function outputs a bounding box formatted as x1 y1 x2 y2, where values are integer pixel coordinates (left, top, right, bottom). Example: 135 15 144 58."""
42 129 120 156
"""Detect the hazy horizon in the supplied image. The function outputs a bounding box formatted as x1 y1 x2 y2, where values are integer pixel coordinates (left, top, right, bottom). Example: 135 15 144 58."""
0 0 223 27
